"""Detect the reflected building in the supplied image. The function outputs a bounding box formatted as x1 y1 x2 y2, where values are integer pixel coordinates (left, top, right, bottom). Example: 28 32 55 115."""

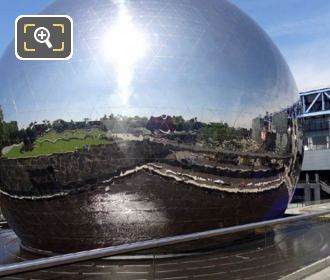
0 0 301 253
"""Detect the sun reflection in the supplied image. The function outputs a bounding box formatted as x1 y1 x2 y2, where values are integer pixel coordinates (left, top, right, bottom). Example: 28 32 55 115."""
103 1 148 103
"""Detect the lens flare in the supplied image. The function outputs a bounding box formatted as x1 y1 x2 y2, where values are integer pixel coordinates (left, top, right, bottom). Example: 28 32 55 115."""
103 2 148 103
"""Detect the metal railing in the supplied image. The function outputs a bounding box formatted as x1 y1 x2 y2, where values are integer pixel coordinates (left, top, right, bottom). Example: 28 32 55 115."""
288 199 330 209
1 209 330 277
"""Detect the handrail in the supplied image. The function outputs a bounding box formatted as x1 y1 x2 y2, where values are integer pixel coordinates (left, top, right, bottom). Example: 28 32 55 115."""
319 181 330 195
1 209 330 277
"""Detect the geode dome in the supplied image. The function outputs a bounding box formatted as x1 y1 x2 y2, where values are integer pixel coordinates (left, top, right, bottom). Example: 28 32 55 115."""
0 0 300 253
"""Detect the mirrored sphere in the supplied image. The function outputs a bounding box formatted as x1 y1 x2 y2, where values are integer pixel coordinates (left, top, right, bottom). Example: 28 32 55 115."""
0 0 300 253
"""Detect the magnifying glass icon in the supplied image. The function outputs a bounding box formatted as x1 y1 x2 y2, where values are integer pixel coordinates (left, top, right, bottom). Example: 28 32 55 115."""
34 27 53 49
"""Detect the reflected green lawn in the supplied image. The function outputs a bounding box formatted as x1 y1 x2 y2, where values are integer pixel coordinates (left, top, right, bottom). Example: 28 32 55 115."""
3 128 112 159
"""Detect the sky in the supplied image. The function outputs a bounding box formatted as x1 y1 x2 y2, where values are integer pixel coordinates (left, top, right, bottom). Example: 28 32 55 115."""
232 0 330 91
0 1 53 52
1 0 330 92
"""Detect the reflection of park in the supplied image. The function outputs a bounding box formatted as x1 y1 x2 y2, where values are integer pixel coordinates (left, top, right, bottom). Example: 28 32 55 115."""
0 133 296 253
0 107 300 254
1 107 296 161
0 113 256 158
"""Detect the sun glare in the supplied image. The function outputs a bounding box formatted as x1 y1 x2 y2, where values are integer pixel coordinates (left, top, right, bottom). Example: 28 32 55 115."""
103 3 148 103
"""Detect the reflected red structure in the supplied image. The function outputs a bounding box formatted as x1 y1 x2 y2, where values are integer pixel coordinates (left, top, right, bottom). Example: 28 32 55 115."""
146 116 176 134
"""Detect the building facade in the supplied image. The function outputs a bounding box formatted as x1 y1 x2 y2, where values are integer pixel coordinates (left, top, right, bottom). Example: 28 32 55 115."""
296 88 330 202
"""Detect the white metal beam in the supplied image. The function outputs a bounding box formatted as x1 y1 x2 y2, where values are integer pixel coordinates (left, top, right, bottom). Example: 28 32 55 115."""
306 93 321 113
297 110 330 118
324 92 330 100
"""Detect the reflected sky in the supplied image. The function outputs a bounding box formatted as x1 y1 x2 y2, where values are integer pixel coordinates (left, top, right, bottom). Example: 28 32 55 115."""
0 0 297 127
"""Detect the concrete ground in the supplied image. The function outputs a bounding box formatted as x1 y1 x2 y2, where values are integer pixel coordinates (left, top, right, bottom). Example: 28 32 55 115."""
304 267 330 280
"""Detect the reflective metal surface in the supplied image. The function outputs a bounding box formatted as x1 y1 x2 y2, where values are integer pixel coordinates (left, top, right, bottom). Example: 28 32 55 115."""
0 0 300 253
